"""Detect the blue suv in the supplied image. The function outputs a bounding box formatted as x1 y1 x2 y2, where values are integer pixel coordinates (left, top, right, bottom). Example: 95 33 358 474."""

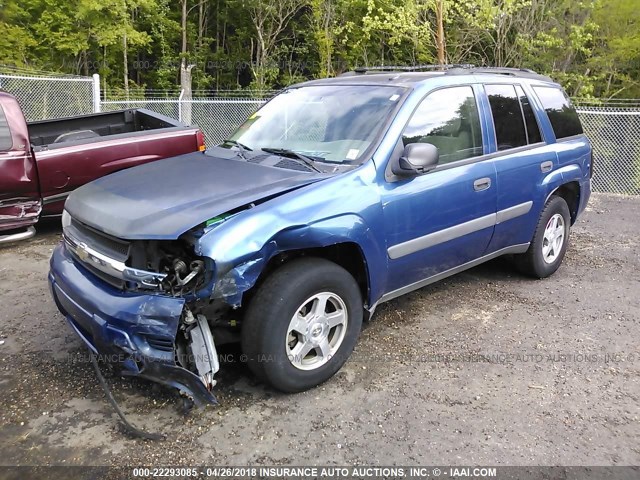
49 67 592 405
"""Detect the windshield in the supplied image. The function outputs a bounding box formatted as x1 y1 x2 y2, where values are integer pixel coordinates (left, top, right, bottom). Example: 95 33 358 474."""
229 85 406 164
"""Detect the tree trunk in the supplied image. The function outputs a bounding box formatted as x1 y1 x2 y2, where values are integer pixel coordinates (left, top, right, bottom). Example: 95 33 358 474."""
83 50 89 76
180 63 194 125
180 0 193 124
123 31 129 99
198 0 207 49
324 3 332 77
182 0 188 58
435 0 446 66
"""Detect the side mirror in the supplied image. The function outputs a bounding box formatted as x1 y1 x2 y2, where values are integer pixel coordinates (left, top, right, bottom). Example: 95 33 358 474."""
392 143 440 177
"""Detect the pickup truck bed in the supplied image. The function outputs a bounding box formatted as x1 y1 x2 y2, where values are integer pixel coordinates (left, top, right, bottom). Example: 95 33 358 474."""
29 109 181 147
0 91 205 243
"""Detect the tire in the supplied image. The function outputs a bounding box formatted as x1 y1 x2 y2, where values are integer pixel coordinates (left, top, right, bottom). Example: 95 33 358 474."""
241 257 363 392
514 195 571 278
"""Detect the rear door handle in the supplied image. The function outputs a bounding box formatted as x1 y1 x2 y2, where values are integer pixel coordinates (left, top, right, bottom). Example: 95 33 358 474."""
473 177 492 192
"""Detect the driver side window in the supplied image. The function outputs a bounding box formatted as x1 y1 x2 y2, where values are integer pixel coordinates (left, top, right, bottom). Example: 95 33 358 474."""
402 86 483 164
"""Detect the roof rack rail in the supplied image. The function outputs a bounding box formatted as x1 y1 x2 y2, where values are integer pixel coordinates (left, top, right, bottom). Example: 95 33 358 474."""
344 64 475 75
338 64 555 82
445 66 554 82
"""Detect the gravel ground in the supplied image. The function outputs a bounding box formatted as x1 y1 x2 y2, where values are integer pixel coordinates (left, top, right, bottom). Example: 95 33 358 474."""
0 193 638 469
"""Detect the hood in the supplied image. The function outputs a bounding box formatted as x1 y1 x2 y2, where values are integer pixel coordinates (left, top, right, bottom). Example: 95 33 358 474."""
65 151 325 240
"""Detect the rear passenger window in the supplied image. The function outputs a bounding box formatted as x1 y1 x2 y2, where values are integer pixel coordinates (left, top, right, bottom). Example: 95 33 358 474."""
402 86 483 164
533 86 583 139
0 105 12 150
515 85 543 144
485 84 527 150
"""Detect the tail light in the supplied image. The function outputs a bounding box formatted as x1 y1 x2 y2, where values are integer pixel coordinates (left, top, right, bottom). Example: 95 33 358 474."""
196 129 206 151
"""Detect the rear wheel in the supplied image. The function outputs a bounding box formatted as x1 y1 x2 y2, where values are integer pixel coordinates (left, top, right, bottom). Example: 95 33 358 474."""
241 257 363 392
514 196 571 278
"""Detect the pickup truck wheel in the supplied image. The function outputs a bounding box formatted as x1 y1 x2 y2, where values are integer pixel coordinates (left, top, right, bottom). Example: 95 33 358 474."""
241 257 363 392
514 196 571 278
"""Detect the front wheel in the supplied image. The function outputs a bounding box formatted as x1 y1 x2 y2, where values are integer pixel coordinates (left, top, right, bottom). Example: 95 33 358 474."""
514 195 571 278
241 257 363 392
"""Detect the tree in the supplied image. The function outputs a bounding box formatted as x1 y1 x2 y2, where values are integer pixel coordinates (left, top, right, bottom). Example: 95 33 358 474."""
245 0 308 89
590 0 640 98
0 0 637 98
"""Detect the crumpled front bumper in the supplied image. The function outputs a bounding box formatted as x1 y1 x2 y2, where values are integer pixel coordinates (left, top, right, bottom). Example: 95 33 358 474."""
48 243 217 407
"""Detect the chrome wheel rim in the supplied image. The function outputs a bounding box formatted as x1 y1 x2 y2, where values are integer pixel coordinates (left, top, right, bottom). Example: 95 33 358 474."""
286 292 348 371
542 213 565 264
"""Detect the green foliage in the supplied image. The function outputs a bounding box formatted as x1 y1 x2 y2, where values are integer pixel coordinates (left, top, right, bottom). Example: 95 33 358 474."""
0 0 637 97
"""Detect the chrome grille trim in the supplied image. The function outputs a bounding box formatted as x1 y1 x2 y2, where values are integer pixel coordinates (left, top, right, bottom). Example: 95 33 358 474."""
67 218 130 261
63 228 167 290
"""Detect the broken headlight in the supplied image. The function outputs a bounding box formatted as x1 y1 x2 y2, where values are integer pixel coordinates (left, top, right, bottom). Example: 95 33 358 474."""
127 240 210 296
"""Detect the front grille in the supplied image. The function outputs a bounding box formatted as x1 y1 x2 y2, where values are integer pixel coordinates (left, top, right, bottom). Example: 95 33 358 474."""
68 219 130 262
64 217 130 289
145 335 174 352
78 259 125 289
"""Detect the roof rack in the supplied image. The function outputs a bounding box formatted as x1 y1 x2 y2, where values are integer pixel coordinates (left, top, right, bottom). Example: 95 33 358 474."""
343 64 475 75
445 66 554 82
340 65 554 82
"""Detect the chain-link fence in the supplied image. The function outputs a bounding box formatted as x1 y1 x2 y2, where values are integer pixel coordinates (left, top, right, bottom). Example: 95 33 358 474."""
576 106 640 195
101 97 267 146
1 70 639 195
0 71 98 121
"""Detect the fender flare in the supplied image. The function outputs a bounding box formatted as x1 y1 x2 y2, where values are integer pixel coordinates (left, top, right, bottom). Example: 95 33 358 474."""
206 214 386 307
542 164 582 205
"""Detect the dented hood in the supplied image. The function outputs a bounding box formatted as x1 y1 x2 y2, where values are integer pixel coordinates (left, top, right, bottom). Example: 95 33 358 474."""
64 151 325 240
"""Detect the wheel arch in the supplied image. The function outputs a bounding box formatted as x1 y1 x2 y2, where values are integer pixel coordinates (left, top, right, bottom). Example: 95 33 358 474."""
253 242 371 310
546 180 580 224
207 214 385 313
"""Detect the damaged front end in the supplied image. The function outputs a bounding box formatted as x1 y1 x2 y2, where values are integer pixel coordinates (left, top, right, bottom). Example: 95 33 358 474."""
176 308 220 393
50 212 252 407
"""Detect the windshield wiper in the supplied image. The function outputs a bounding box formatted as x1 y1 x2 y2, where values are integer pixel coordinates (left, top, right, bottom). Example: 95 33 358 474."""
260 147 323 173
221 139 252 159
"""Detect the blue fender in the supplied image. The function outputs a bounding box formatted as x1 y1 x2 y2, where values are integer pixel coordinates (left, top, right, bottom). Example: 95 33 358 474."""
541 168 563 192
542 164 583 203
196 213 385 308
195 162 387 307
271 214 387 304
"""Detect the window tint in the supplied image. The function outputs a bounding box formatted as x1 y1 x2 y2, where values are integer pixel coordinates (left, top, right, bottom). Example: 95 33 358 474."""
0 105 12 150
486 84 527 151
515 85 542 144
402 86 483 164
533 86 583 139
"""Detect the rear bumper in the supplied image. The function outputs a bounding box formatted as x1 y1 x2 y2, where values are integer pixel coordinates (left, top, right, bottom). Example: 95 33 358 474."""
48 243 217 406
0 226 36 245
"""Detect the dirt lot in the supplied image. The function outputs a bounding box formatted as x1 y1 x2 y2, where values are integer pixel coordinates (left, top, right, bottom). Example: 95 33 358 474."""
0 193 638 469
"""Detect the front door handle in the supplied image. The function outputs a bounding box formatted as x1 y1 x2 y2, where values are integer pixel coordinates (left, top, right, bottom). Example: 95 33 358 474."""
473 177 492 192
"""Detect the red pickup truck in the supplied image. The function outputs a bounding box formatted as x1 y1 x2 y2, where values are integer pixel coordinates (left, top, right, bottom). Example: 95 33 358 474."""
0 91 205 243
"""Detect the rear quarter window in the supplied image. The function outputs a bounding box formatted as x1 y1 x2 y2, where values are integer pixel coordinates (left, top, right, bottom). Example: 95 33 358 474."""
0 104 13 150
533 86 583 139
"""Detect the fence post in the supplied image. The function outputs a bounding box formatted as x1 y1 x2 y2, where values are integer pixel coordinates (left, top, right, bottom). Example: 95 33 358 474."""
178 89 185 123
92 74 101 113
